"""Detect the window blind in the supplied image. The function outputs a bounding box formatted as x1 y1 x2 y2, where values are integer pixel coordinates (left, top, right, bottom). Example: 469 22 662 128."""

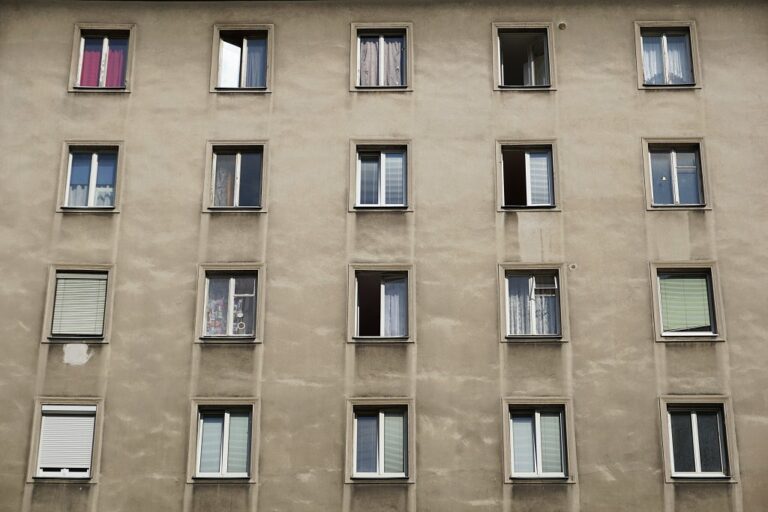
539 412 564 473
659 273 713 332
37 406 96 476
51 273 107 336
527 151 552 206
383 411 405 473
199 414 224 473
384 151 406 205
511 414 535 473
226 413 250 473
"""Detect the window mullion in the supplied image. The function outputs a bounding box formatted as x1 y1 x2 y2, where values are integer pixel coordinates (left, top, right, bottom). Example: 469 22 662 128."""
234 152 242 207
661 33 670 85
203 278 211 336
378 410 385 475
379 152 386 206
65 153 74 206
240 38 248 88
534 411 543 475
691 411 702 473
505 275 511 336
529 276 537 335
87 153 98 206
77 37 86 86
221 411 231 475
379 278 385 336
356 36 362 85
227 278 235 336
670 150 680 205
99 37 109 87
528 45 534 85
524 152 532 206
378 35 385 86
196 413 205 474
356 154 362 205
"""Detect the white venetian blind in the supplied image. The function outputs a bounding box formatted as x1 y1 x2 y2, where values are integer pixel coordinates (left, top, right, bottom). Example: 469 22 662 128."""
226 413 250 474
37 405 96 476
659 273 712 333
383 411 405 474
527 151 552 206
51 273 107 336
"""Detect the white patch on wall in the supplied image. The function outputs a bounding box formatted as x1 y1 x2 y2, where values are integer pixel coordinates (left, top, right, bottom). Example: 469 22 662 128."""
63 344 92 366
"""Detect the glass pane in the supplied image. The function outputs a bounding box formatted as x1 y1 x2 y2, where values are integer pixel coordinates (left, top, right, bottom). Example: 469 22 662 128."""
205 278 229 335
507 275 531 335
238 151 263 207
232 295 255 335
244 36 267 88
234 276 256 295
94 152 117 207
650 152 674 205
384 151 406 205
659 273 713 332
530 35 549 86
383 411 406 473
358 36 379 86
383 276 408 337
218 36 242 87
68 153 92 207
355 414 378 473
214 154 237 206
80 37 103 87
666 34 694 84
527 151 553 206
382 36 404 86
670 412 696 472
511 414 535 473
534 288 560 336
199 414 224 473
641 34 664 85
105 37 128 87
540 412 564 473
676 151 702 205
697 411 724 473
358 154 380 205
226 413 250 474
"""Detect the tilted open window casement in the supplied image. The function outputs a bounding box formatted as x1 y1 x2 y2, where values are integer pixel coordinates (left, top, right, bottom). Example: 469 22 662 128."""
217 31 268 89
509 407 567 478
353 407 407 478
203 273 258 338
77 32 129 88
65 149 118 208
668 406 729 478
36 405 96 479
501 146 554 208
657 270 716 336
355 271 408 338
211 148 264 208
505 270 561 337
196 408 252 478
641 29 694 86
357 31 406 87
51 272 108 339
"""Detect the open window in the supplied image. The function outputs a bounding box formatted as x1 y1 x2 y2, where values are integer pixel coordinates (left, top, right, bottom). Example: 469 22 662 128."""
354 270 408 339
211 25 272 92
501 145 554 208
496 26 552 88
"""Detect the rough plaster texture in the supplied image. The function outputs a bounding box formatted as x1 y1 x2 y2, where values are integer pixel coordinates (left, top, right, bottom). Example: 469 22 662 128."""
0 0 767 511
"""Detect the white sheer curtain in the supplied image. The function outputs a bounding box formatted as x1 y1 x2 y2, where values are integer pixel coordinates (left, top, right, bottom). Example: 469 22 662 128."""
384 151 406 205
666 34 693 84
359 37 379 86
641 35 664 85
527 151 552 206
507 275 531 335
383 276 407 337
382 36 403 86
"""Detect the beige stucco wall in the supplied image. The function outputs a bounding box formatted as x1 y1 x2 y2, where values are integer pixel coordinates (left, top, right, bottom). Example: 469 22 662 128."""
0 0 767 511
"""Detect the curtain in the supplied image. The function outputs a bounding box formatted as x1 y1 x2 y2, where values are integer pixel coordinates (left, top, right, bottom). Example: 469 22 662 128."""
232 276 256 336
51 273 107 336
507 275 531 335
533 276 560 335
218 38 242 87
384 151 406 205
650 151 674 205
670 412 696 472
359 155 380 205
527 151 552 206
205 277 229 335
68 153 92 207
355 414 378 472
226 413 250 473
359 36 379 86
539 413 564 473
105 38 128 87
80 37 103 86
382 36 404 86
659 274 712 332
94 152 116 207
383 276 407 337
199 414 224 473
238 151 263 207
675 150 702 205
641 35 664 85
245 37 267 88
214 154 237 206
511 414 535 473
667 34 693 84
383 411 405 473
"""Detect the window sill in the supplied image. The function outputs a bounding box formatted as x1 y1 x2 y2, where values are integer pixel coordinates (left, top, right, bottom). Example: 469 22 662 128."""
639 84 701 90
351 86 412 93
197 336 260 345
45 336 106 344
350 336 412 344
347 476 413 484
211 87 271 94
507 477 573 484
503 336 566 344
69 86 129 94
495 85 556 92
58 206 119 214
668 475 736 484
352 206 412 213
204 207 266 214
657 336 724 343
647 205 710 211
191 476 255 484
31 476 95 483
499 206 560 212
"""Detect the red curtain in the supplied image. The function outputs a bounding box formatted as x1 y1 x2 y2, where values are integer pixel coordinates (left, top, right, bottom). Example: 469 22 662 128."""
105 38 128 87
79 38 102 86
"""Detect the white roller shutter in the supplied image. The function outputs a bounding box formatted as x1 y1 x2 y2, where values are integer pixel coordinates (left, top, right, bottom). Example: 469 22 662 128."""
37 405 96 478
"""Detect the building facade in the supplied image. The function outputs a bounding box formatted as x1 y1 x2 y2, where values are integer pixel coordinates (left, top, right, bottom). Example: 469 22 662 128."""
1 0 767 511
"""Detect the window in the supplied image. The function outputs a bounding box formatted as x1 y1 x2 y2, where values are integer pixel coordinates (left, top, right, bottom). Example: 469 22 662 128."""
211 147 264 208
216 30 268 89
64 148 118 208
667 406 728 477
509 406 567 478
196 407 252 478
641 28 694 86
51 272 108 339
353 407 408 478
76 31 129 88
648 145 703 207
505 270 561 337
501 145 554 208
657 269 716 336
36 405 96 478
203 272 258 338
356 29 406 87
355 147 407 208
354 270 408 338
496 27 552 88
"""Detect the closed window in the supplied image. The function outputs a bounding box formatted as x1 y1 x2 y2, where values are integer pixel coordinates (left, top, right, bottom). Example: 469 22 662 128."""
36 405 96 478
641 28 694 86
657 270 716 336
498 28 550 88
65 148 118 208
355 270 408 338
51 272 108 338
668 406 728 477
196 408 251 478
356 147 407 208
506 270 561 337
217 30 268 89
509 407 567 478
77 32 129 88
203 272 257 338
649 145 703 206
502 146 554 208
357 30 406 87
353 407 407 478
212 147 264 208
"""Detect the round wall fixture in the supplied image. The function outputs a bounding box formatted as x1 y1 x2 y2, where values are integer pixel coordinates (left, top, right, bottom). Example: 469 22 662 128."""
558 22 567 30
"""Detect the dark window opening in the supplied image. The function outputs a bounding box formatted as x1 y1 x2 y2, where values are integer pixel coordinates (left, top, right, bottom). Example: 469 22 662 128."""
499 29 550 87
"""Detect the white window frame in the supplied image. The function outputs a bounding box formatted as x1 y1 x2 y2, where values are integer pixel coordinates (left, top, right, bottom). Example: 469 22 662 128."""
64 150 116 208
355 150 407 208
76 35 124 88
36 404 97 479
211 150 263 208
500 147 554 208
642 29 693 86
649 148 703 206
356 32 406 87
352 408 407 479
203 273 257 337
656 270 716 337
195 408 250 478
354 271 408 338
509 408 566 479
505 271 561 337
668 408 727 478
